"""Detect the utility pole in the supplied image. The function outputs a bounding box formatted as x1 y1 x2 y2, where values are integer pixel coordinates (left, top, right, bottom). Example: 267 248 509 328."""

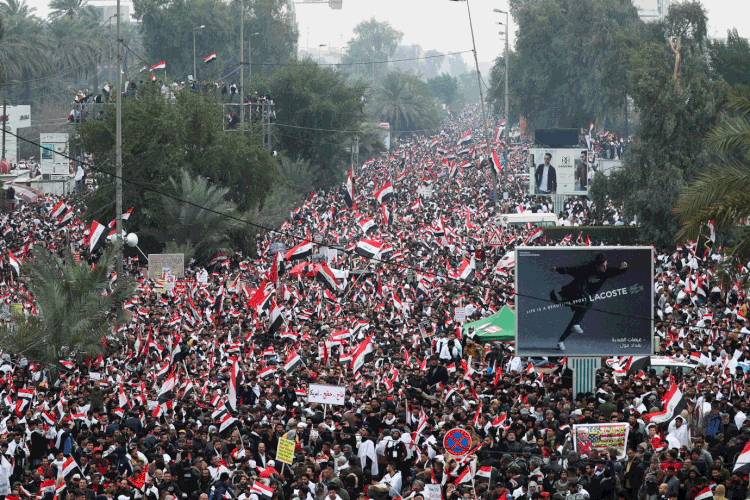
1 100 6 162
452 0 499 215
240 0 244 127
496 9 510 195
115 0 123 313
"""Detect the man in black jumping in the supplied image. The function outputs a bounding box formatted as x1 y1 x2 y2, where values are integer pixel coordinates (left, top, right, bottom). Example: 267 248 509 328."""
549 253 628 351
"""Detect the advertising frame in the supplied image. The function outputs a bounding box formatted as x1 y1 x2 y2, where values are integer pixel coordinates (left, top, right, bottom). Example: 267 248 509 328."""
514 246 654 357
528 148 592 196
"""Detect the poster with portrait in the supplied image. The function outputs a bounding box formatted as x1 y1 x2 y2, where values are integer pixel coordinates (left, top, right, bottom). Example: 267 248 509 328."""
573 423 629 459
529 148 591 195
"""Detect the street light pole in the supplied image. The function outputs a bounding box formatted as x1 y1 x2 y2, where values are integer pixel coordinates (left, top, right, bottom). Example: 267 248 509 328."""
450 0 499 215
115 0 123 318
249 32 260 95
495 9 510 187
240 0 244 126
193 25 205 82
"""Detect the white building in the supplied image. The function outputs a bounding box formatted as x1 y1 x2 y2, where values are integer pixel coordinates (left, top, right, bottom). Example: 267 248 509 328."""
1 105 31 163
632 0 671 22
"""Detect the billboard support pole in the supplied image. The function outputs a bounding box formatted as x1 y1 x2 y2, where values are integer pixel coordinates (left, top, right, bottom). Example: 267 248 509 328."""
569 357 600 398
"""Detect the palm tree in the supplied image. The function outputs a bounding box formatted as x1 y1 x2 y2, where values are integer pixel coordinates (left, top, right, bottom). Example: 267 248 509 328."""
48 0 94 18
148 170 247 264
0 8 52 83
369 70 439 137
47 14 103 75
675 85 750 257
0 247 135 378
0 0 35 17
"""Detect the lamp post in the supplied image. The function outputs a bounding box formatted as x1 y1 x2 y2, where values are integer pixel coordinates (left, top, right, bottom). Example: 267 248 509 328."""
193 25 205 82
249 32 260 94
115 0 123 321
494 8 510 178
449 0 498 215
318 44 326 64
240 0 244 126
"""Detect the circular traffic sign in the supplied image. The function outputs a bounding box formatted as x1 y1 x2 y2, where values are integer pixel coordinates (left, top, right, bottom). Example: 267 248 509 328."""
443 428 472 456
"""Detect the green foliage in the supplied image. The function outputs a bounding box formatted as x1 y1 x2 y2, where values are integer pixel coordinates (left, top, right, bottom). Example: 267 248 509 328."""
146 170 247 264
342 18 403 83
131 0 297 83
592 1 728 247
0 247 135 375
76 91 276 254
708 29 750 88
262 59 368 188
498 0 642 131
428 73 459 107
675 86 750 258
542 226 641 246
370 70 442 137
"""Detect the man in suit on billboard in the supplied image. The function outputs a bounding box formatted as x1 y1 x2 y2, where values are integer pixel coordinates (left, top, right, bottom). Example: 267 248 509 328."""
535 152 557 194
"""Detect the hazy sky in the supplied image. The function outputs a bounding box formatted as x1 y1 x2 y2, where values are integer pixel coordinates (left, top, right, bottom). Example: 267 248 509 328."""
24 0 750 67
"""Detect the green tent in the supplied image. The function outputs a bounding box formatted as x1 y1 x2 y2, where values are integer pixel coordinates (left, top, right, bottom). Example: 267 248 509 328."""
462 306 515 342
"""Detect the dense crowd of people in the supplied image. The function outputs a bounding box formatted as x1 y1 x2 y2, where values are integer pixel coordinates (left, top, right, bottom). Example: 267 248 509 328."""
4 102 750 500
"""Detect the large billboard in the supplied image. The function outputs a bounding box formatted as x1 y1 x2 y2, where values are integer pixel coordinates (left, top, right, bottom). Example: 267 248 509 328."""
528 148 591 195
515 246 653 356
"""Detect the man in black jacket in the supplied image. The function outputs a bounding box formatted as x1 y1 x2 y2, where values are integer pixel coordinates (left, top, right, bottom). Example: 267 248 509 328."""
549 252 628 350
425 357 448 390
534 153 557 194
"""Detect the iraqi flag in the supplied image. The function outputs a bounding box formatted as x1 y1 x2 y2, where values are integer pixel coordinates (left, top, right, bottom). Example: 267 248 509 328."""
454 465 473 486
357 217 377 234
351 336 373 373
88 220 106 253
283 349 302 374
524 227 542 245
150 61 166 71
382 204 392 225
51 200 67 219
374 181 394 203
355 239 384 259
267 301 284 335
344 166 355 208
642 382 687 425
315 262 338 292
734 438 750 472
250 481 273 499
61 456 79 477
228 358 239 411
285 240 313 261
695 488 713 500
476 466 492 480
457 131 472 145
457 258 475 282
204 52 217 63
8 251 20 278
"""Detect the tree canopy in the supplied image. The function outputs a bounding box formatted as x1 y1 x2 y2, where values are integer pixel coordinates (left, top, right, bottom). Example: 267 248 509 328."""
76 90 276 254
342 18 403 83
493 0 643 131
708 29 750 88
591 1 728 247
260 59 369 188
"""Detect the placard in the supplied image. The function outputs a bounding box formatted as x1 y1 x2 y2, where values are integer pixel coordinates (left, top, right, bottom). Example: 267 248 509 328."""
148 254 185 279
307 383 346 405
572 423 629 459
424 484 442 500
276 438 295 465
454 307 466 322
